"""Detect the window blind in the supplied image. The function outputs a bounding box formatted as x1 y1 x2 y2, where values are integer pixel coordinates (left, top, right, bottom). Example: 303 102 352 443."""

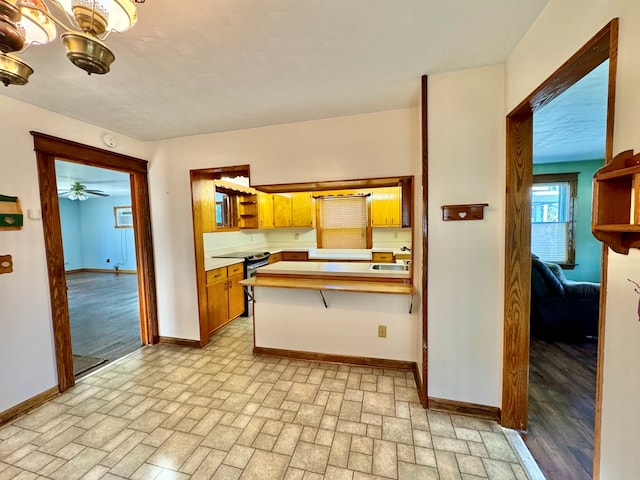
318 196 367 248
531 222 569 263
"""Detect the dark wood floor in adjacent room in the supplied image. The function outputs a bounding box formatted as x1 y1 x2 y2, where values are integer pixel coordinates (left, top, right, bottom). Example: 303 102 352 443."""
524 335 597 480
67 272 142 370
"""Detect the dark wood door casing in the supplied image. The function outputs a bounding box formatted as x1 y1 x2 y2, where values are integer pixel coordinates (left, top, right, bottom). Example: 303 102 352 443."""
502 20 618 475
32 132 159 392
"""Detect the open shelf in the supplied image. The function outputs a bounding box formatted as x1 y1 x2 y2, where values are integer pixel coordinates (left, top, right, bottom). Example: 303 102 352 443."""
592 150 640 254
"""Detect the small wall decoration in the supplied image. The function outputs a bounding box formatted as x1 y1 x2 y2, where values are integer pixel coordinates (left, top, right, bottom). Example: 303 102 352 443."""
0 195 23 230
441 203 489 221
114 206 133 228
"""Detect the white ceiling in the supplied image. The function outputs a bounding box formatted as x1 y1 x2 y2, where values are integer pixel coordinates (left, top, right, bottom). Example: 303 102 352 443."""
2 0 549 141
55 160 131 198
533 60 609 164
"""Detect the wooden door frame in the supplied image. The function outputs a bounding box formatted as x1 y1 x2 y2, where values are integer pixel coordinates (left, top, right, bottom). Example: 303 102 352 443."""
420 75 429 407
502 17 618 466
32 132 159 392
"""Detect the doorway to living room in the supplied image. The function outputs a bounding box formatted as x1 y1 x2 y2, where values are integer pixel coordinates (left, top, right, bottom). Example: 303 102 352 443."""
502 18 618 478
527 61 608 479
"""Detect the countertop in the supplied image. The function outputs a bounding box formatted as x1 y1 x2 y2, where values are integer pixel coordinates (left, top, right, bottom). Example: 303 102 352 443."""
205 257 244 271
256 261 411 280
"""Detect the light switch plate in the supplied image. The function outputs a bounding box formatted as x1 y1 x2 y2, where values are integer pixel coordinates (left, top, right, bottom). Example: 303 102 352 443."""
0 254 13 274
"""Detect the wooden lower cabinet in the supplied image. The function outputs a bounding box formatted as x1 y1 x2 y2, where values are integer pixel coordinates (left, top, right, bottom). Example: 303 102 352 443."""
206 263 245 336
269 252 283 264
227 273 245 319
372 251 394 263
283 251 309 261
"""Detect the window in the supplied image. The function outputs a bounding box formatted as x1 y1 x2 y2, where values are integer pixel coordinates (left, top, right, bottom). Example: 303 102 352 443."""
317 195 371 249
531 173 577 266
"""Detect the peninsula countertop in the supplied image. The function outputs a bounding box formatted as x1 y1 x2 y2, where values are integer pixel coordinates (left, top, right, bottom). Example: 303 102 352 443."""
255 261 411 280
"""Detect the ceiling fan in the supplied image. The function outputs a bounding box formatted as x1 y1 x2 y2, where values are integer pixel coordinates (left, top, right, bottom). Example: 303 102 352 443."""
58 181 110 201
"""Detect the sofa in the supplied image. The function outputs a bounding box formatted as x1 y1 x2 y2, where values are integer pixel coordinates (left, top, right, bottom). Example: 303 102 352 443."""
530 256 600 340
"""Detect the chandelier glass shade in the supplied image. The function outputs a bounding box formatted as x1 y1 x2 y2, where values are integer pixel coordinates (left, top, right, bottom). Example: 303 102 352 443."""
0 0 139 86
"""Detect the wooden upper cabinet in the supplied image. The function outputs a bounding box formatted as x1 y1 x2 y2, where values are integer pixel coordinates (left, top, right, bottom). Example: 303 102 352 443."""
291 192 315 227
191 176 217 233
371 186 401 227
258 192 275 229
273 193 293 227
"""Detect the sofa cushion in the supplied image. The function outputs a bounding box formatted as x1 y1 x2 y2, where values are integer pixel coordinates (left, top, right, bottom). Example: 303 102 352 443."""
564 281 600 298
532 257 565 296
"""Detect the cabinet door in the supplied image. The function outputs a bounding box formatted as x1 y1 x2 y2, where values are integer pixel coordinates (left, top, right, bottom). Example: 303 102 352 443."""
269 252 283 264
207 279 228 335
388 187 401 226
258 192 274 229
371 187 401 227
227 273 245 320
273 194 292 227
291 192 315 227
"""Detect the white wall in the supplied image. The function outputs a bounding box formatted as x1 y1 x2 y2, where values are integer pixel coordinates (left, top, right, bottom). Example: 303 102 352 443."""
146 108 422 346
508 1 640 478
0 95 145 412
427 65 506 407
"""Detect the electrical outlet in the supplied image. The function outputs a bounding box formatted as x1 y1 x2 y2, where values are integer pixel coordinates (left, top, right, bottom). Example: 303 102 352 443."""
378 325 387 338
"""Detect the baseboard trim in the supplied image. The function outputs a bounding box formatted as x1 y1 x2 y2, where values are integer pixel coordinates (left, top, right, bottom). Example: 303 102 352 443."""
66 268 137 274
428 396 501 422
253 346 415 371
0 386 59 427
158 336 201 348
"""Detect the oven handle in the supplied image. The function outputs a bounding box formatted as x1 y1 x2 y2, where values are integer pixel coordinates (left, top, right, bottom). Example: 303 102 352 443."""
246 260 269 276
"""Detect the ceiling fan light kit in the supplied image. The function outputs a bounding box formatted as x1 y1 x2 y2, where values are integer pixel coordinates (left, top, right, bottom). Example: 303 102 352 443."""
59 180 109 200
0 0 142 86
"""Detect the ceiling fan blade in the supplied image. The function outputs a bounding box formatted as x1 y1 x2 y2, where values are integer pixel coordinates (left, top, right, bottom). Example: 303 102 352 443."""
85 190 110 197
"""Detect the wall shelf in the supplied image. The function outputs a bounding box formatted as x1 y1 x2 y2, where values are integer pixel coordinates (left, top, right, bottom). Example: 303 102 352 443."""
0 195 23 230
592 149 640 254
441 203 488 221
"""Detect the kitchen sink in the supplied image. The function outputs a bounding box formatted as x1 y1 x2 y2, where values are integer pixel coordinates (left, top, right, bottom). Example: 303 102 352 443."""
369 263 409 271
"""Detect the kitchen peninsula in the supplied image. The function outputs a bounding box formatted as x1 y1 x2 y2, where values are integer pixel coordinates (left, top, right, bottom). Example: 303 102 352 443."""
242 261 417 365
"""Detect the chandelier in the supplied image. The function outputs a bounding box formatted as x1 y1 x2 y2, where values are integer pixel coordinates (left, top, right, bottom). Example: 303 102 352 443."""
0 0 143 86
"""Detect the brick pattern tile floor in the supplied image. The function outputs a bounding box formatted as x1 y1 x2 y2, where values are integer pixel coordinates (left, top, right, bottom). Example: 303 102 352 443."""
0 317 529 479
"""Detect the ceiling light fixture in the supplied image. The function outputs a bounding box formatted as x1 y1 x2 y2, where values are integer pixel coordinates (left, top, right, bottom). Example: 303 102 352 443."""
58 181 110 200
0 0 143 86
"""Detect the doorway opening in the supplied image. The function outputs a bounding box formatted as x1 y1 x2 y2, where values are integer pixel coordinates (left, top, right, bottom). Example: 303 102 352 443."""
56 160 143 376
526 60 608 479
33 132 159 392
502 17 618 477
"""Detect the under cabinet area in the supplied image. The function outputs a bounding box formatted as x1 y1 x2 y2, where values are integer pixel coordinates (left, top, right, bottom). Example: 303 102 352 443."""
206 262 245 335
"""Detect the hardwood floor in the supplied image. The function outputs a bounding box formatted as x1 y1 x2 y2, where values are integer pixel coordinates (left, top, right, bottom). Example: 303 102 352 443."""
523 335 597 480
67 272 142 371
